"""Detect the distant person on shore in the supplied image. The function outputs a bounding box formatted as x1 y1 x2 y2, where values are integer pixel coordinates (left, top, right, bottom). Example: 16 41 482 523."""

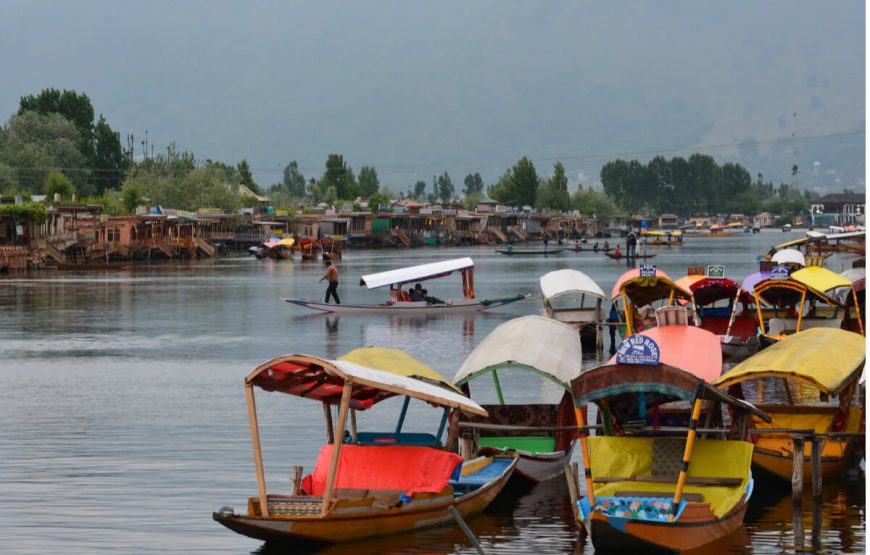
409 283 426 301
319 260 340 304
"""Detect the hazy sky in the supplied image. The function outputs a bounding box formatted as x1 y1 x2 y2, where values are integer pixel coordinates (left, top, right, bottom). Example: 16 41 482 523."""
0 1 864 192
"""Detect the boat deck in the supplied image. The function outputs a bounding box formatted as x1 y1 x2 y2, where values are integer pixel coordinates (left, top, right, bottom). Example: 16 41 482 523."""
451 458 514 495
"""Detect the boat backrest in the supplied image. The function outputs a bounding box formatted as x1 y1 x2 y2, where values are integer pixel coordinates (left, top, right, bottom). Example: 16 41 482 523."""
475 404 557 437
301 444 462 496
655 306 689 327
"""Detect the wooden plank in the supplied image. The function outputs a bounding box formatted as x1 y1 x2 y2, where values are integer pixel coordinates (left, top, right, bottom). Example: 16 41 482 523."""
792 436 805 550
458 422 599 433
594 475 743 486
810 436 822 500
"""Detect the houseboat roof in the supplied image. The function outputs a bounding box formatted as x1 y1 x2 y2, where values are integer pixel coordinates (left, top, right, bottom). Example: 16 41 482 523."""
540 269 606 301
454 315 583 392
246 352 486 415
359 257 474 289
714 328 865 395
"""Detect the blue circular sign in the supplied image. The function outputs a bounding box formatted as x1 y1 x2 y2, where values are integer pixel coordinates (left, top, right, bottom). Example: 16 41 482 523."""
616 335 661 366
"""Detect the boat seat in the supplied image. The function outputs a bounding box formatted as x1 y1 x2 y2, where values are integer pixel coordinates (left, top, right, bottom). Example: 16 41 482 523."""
449 457 513 494
767 318 787 335
333 488 407 508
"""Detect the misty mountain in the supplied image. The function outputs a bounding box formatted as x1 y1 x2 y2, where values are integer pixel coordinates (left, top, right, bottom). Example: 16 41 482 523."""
0 1 863 192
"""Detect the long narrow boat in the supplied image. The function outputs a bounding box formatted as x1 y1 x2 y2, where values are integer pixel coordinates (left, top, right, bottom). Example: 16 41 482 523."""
539 269 607 350
674 270 759 361
213 348 517 545
604 251 657 260
454 316 583 486
566 326 769 552
714 328 865 482
611 266 694 338
285 257 527 314
640 230 684 246
496 247 568 255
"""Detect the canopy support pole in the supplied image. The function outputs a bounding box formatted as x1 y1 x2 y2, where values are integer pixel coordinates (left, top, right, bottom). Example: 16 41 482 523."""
796 289 807 333
574 404 595 506
671 392 703 521
724 289 741 337
852 287 864 336
395 396 411 433
754 292 766 335
323 402 334 443
492 369 505 405
350 409 358 442
622 292 632 336
436 408 450 442
322 381 352 517
245 384 269 518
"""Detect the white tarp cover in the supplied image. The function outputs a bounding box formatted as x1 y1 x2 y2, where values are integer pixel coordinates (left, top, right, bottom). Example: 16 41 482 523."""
771 248 806 267
540 269 606 301
840 268 866 284
454 315 583 389
360 257 474 289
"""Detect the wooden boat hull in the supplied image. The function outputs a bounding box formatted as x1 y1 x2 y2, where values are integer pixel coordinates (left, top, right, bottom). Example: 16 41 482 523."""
604 252 657 259
513 445 575 485
751 441 855 482
56 261 131 270
719 335 759 361
584 496 749 553
213 457 517 544
284 294 527 314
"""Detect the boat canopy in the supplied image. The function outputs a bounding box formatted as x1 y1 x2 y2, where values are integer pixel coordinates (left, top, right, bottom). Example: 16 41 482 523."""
773 237 811 250
714 328 865 395
247 353 486 415
674 275 743 306
454 315 583 392
753 276 839 307
607 326 722 383
771 249 806 267
791 266 852 293
641 230 682 237
275 236 295 248
339 347 460 393
741 271 770 295
611 270 693 306
610 268 672 299
360 257 474 289
540 269 606 302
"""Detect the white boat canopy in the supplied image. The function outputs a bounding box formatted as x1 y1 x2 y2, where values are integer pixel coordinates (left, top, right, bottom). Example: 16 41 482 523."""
771 248 806 267
247 353 487 416
840 267 866 284
360 257 474 289
454 315 583 392
540 269 606 302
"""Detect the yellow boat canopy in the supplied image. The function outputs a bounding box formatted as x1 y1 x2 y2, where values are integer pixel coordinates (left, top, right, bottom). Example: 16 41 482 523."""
339 347 461 393
714 328 866 395
275 236 296 248
791 266 852 293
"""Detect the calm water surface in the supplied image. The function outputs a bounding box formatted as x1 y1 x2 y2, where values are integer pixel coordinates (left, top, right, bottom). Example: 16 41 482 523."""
1 231 864 554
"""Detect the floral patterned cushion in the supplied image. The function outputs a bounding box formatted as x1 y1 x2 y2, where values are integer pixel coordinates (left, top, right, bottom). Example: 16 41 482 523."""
593 497 674 521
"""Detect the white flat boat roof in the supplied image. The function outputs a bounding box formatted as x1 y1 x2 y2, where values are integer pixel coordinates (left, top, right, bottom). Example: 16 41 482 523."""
360 257 474 289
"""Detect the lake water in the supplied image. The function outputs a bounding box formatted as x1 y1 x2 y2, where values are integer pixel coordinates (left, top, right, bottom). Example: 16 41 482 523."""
0 230 864 554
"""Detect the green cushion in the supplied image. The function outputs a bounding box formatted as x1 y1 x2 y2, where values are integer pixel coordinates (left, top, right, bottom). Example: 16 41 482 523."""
479 436 556 454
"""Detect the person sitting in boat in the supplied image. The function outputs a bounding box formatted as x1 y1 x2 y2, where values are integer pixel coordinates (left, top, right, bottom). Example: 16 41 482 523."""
409 283 426 302
604 241 610 251
592 242 599 252
574 240 581 251
506 242 513 253
613 244 621 257
421 288 445 305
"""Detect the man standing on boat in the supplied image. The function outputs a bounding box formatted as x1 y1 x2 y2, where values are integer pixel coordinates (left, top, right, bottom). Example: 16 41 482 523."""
626 231 637 257
320 260 340 304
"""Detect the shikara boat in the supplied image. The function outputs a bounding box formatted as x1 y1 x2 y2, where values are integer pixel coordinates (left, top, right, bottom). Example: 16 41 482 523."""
297 237 320 261
641 230 684 246
453 316 583 486
838 268 865 335
605 251 657 260
674 270 759 361
253 236 295 260
496 247 568 255
708 222 744 237
213 348 517 546
714 328 865 482
748 264 860 347
611 267 695 338
539 269 606 350
285 257 527 314
566 326 768 553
